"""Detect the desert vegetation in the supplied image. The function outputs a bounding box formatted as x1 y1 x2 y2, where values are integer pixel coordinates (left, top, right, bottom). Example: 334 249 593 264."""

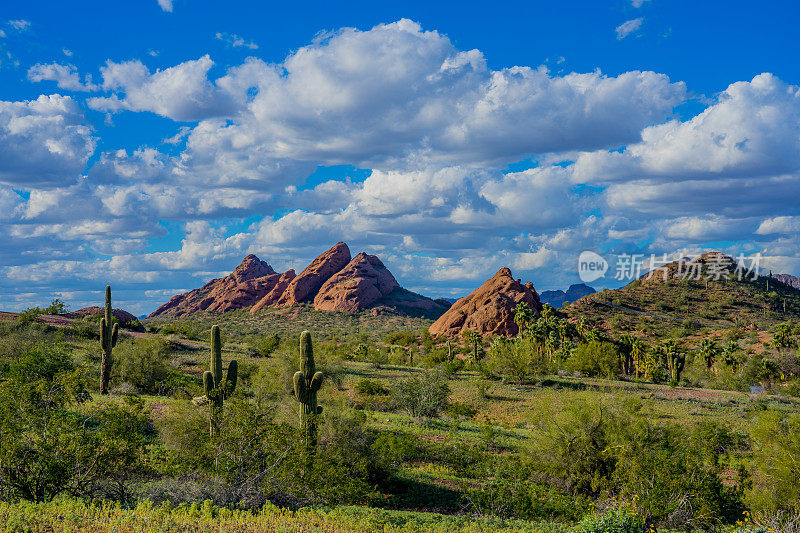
3 279 800 532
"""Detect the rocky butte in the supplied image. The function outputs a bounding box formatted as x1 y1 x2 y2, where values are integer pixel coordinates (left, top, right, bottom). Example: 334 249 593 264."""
149 243 448 318
429 267 543 337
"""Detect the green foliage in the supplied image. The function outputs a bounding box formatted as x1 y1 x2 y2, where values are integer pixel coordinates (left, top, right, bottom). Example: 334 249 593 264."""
111 337 173 394
527 398 745 527
391 371 450 419
567 341 620 378
749 410 800 512
513 302 536 333
0 498 559 532
468 479 590 522
771 321 798 349
355 378 388 396
246 334 280 357
43 299 69 315
0 341 151 502
385 330 416 347
157 321 207 340
697 338 720 369
575 501 644 533
462 330 482 362
484 336 547 383
2 341 75 384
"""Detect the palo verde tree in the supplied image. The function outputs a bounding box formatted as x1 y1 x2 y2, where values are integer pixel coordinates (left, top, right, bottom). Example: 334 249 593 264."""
99 285 119 395
293 331 324 466
193 325 238 436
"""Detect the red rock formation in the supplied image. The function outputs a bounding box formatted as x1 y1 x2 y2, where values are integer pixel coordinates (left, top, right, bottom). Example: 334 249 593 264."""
276 242 352 307
250 270 296 313
313 252 399 312
148 255 277 318
67 307 138 325
428 267 542 337
148 243 450 318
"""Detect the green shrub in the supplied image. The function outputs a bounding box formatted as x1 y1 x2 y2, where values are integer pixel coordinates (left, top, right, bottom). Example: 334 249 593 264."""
3 341 75 383
447 401 477 419
567 341 621 378
391 371 450 419
247 334 280 357
355 379 388 396
385 330 416 346
112 337 173 394
527 398 745 526
0 359 151 502
749 410 800 512
575 501 644 533
468 479 590 522
484 336 547 383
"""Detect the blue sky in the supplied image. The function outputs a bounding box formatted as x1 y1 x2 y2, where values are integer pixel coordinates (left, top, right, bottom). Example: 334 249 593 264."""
1 0 800 315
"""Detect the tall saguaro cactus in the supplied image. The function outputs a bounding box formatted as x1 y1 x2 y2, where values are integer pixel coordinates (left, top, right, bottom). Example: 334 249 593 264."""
667 351 686 384
99 285 119 395
293 331 324 462
194 325 238 436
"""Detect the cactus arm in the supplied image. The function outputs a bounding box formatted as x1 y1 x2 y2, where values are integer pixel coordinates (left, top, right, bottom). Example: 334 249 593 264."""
293 371 307 400
111 323 119 347
225 359 238 396
309 371 324 393
203 370 215 396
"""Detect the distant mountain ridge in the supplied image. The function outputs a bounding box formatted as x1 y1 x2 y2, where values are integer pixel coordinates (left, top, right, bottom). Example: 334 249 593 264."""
148 243 448 318
539 283 596 308
772 273 800 290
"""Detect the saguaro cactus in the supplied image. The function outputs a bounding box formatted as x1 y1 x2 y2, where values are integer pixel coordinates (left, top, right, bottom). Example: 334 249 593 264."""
194 325 238 436
668 351 686 383
293 331 324 461
99 285 119 395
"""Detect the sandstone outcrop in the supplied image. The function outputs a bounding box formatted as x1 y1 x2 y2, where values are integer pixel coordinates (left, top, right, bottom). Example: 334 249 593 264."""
149 243 449 318
313 252 399 312
428 267 542 337
275 242 352 307
250 270 296 313
149 255 277 318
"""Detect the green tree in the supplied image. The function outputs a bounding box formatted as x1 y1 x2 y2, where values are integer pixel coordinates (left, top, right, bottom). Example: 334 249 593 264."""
697 338 720 370
462 330 482 362
513 302 536 336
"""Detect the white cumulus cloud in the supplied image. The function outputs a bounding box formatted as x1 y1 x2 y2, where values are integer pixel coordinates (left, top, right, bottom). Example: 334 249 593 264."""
616 18 643 39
